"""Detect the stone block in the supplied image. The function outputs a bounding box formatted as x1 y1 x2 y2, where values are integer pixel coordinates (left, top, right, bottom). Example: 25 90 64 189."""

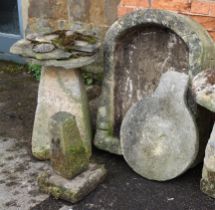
38 164 107 203
121 71 198 181
49 112 89 179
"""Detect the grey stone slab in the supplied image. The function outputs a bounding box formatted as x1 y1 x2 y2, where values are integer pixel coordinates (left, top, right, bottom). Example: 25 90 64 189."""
49 112 89 179
32 67 92 160
192 69 215 112
38 163 107 203
201 123 215 198
120 71 198 181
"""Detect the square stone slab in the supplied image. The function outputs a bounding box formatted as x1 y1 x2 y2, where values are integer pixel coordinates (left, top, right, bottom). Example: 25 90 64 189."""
37 163 107 203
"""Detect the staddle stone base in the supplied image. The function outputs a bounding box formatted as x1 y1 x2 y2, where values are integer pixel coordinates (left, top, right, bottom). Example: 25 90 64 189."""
37 164 107 203
32 66 91 160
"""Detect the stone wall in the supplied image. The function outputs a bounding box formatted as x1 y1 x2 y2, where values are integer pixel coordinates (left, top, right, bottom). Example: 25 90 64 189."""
27 0 120 36
118 0 215 41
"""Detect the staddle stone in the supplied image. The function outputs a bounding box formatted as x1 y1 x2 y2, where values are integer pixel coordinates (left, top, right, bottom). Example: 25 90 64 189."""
201 124 215 198
49 112 89 179
121 71 198 181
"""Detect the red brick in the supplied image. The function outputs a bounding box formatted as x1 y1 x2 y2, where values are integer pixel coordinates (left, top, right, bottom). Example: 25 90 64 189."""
137 0 149 8
209 31 215 41
209 3 215 17
152 0 191 13
120 0 138 6
118 6 136 17
191 1 210 15
189 15 215 31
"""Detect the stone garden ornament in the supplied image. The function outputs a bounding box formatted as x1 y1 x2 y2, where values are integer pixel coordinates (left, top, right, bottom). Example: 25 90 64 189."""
11 29 100 160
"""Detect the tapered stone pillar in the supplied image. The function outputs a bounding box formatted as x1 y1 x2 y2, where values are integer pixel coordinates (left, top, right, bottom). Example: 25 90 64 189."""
32 67 92 160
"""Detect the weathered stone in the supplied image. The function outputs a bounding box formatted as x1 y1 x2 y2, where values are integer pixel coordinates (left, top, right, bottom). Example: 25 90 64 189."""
10 39 73 60
32 67 92 160
192 69 215 112
49 112 89 179
37 164 107 203
26 33 39 41
201 124 215 198
121 71 198 181
95 9 215 155
33 43 55 53
26 54 97 69
73 40 100 53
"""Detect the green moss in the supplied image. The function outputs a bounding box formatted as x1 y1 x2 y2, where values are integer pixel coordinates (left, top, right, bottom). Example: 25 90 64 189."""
32 147 50 160
51 31 97 50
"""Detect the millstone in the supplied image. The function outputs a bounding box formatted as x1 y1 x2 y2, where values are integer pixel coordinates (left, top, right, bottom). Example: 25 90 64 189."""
120 71 198 181
201 124 215 198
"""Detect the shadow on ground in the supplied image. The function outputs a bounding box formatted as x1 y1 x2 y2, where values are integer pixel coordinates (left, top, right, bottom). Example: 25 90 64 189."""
0 62 214 210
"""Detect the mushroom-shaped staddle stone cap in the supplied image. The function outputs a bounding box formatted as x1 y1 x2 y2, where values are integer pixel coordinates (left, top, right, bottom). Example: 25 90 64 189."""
192 69 215 112
10 30 100 69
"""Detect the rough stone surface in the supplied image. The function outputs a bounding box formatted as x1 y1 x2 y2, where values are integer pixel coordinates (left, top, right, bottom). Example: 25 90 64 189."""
201 124 215 198
26 55 97 70
95 9 215 155
32 67 91 160
113 26 189 135
37 163 107 203
33 43 55 53
121 71 198 181
10 39 73 60
192 69 215 112
49 112 89 179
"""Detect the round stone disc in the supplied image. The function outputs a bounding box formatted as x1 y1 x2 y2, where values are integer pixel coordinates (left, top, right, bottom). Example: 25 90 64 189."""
120 88 198 181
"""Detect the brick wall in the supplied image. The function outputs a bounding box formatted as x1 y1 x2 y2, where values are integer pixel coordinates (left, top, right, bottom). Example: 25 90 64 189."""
118 0 215 41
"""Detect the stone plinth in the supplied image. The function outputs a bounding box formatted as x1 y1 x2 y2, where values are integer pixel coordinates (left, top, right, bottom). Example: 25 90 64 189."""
38 164 107 203
121 71 198 181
